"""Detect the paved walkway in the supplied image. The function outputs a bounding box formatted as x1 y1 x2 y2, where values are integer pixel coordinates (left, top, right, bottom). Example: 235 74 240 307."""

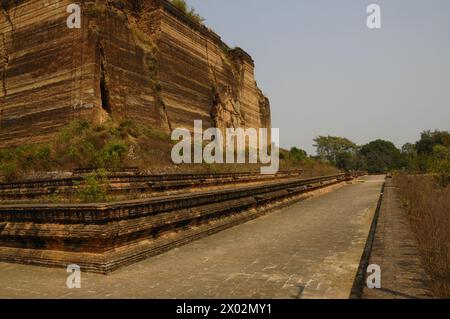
0 176 384 299
362 181 434 299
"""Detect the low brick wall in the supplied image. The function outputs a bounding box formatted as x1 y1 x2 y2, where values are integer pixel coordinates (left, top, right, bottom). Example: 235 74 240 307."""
0 174 352 273
0 170 304 200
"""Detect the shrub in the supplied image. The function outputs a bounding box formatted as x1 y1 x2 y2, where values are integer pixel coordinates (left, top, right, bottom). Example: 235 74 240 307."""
0 118 176 179
169 0 205 24
142 126 169 141
100 140 128 167
0 162 18 181
290 147 308 162
77 169 110 203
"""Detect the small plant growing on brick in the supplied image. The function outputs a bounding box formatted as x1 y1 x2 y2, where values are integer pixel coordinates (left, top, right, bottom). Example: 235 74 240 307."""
77 169 110 203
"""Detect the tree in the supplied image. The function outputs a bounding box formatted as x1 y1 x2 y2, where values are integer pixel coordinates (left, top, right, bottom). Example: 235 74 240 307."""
432 144 450 161
313 136 357 170
416 130 450 155
334 152 352 170
406 130 450 173
359 140 402 174
290 147 308 162
400 142 418 171
401 143 416 156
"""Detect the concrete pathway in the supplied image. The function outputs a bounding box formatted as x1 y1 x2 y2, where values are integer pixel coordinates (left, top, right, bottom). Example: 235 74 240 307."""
0 175 384 299
362 180 434 299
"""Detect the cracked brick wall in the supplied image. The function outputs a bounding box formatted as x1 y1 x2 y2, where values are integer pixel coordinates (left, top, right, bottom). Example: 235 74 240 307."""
0 0 98 147
0 0 271 147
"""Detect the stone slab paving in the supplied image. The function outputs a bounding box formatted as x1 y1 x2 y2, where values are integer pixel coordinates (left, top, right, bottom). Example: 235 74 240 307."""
362 180 434 299
0 176 384 299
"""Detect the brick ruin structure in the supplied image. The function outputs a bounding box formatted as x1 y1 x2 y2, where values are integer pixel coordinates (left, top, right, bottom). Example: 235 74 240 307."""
0 0 276 272
0 0 271 148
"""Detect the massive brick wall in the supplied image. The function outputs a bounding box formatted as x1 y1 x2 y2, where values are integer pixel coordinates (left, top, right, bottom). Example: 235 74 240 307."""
0 0 271 147
155 3 271 133
0 0 97 147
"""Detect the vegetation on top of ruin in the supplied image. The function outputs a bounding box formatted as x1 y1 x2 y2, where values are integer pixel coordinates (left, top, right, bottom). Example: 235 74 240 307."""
169 0 205 24
0 119 172 181
0 119 338 182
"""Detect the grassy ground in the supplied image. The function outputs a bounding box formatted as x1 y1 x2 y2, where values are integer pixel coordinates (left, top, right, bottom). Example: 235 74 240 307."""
394 174 450 298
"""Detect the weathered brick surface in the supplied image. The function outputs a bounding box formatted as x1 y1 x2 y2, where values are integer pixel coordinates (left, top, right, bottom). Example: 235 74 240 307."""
0 0 96 147
362 180 434 299
0 0 270 147
0 170 305 201
0 174 348 273
0 176 384 298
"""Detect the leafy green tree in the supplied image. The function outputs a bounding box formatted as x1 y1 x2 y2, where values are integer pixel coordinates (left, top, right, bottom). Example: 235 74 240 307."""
313 135 357 170
313 136 357 162
359 140 402 174
335 152 356 171
290 147 308 162
401 143 416 156
404 130 450 174
400 142 418 171
416 130 450 155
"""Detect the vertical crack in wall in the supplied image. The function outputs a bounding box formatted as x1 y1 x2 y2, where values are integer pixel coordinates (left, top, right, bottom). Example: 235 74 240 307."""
208 42 247 131
1 34 8 100
146 49 172 132
126 6 172 132
137 31 172 132
205 39 222 96
205 40 220 127
97 36 111 114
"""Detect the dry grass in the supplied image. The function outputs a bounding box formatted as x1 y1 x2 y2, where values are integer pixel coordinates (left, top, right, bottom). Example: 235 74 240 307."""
394 174 450 298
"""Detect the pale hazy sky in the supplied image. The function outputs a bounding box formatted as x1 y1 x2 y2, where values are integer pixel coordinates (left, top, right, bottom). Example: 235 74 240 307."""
188 0 450 154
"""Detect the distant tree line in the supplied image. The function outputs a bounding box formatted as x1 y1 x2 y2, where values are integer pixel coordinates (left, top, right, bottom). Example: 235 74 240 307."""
310 131 450 177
